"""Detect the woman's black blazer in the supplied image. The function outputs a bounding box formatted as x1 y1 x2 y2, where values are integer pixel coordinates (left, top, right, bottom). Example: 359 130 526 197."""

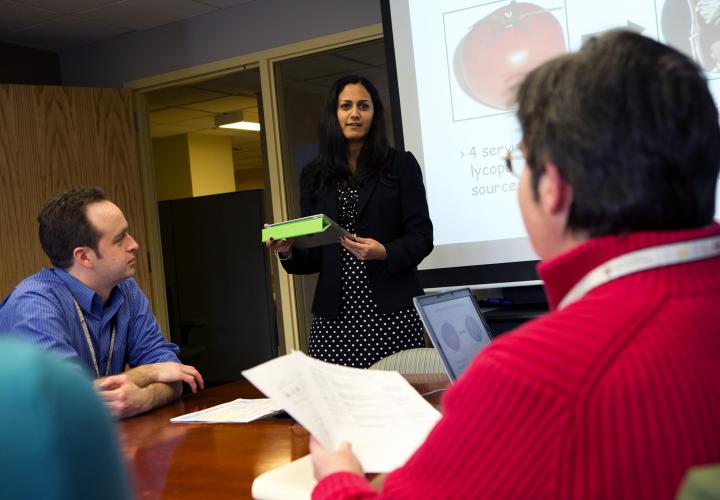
281 149 434 318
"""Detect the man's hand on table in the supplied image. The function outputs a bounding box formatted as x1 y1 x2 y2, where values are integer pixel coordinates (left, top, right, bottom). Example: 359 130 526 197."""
120 362 204 393
95 374 153 418
95 362 204 418
141 362 205 393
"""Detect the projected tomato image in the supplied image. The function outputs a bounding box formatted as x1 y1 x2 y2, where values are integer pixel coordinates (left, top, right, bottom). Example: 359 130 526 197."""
465 316 486 342
661 0 720 72
441 322 461 351
454 1 566 109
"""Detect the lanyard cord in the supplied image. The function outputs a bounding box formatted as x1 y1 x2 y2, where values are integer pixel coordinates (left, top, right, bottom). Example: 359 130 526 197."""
72 298 116 377
558 235 720 310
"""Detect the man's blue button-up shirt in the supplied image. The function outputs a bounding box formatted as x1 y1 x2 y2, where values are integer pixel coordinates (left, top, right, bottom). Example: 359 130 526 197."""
0 268 179 377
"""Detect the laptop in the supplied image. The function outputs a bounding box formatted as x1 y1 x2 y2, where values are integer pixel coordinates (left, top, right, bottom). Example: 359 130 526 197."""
413 288 493 381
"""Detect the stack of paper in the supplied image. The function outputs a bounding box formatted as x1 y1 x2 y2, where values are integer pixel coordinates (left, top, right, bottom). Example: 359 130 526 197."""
242 351 441 473
170 398 283 424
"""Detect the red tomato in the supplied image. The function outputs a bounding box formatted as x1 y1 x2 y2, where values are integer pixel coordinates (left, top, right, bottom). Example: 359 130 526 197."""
454 1 566 109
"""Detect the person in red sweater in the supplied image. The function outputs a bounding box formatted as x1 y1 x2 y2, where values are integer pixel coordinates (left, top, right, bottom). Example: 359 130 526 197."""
309 29 720 499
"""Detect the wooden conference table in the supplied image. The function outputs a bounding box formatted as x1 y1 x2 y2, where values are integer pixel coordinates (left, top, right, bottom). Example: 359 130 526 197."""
118 373 449 499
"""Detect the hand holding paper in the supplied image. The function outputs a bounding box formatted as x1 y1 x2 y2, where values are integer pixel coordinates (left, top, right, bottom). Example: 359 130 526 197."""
242 351 441 473
309 437 364 480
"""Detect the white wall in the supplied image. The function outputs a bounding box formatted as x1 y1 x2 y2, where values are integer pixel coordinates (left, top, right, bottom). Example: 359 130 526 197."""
60 0 382 87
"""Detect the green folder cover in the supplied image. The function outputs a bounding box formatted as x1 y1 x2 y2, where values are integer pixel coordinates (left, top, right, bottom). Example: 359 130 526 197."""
261 214 351 249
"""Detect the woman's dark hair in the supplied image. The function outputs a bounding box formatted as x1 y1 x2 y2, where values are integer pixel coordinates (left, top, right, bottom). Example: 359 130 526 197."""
38 187 107 269
516 30 720 236
306 75 393 192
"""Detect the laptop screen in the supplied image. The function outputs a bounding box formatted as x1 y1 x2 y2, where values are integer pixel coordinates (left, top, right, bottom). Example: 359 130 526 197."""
413 288 492 381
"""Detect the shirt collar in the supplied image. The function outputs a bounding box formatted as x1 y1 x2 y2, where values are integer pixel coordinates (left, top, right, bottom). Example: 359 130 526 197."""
538 223 720 310
53 268 122 317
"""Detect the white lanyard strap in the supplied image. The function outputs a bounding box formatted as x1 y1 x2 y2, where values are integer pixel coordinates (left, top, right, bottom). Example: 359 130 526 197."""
72 298 116 377
558 235 720 310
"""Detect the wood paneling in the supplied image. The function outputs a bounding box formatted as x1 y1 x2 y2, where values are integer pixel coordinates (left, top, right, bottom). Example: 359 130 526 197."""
0 84 150 298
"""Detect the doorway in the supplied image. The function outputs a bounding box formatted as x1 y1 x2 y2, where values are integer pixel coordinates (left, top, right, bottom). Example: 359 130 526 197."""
128 25 387 362
272 38 393 350
145 68 277 384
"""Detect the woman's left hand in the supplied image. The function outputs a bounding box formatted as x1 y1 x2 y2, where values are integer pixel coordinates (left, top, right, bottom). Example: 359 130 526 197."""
310 436 364 481
340 235 387 261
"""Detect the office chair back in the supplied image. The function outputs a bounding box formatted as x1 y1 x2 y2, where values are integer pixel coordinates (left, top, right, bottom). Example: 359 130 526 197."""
369 347 446 374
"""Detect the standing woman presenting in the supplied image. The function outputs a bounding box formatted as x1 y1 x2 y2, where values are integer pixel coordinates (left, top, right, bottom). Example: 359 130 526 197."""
268 75 433 368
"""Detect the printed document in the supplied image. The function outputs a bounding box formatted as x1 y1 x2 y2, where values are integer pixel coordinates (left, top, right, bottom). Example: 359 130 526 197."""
242 351 441 472
170 398 283 424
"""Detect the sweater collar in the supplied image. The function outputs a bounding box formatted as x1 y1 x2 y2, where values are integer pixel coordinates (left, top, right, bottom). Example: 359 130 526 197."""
538 223 720 310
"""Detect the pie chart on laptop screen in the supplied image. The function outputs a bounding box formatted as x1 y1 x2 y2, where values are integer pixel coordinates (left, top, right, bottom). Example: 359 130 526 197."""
441 322 461 351
465 316 486 342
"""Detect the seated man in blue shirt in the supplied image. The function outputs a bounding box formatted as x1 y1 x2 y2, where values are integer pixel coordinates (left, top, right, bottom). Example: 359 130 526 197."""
0 187 204 418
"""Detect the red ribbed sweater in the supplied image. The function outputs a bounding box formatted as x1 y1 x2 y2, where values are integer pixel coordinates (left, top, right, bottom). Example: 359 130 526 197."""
313 225 720 499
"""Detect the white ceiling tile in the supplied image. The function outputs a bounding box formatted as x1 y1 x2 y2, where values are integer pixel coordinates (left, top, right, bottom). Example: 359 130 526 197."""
150 124 199 138
150 107 211 124
192 69 261 94
147 86 227 110
0 0 58 33
182 95 257 113
15 0 122 15
241 109 259 122
78 0 216 31
172 115 216 129
1 15 128 51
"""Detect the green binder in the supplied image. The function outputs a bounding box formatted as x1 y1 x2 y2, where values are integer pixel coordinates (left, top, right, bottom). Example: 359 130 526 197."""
261 214 351 249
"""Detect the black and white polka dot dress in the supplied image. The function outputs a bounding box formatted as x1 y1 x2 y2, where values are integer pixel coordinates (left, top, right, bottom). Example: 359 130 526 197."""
308 185 425 368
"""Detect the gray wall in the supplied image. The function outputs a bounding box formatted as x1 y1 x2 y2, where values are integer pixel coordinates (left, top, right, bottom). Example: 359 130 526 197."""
60 0 382 88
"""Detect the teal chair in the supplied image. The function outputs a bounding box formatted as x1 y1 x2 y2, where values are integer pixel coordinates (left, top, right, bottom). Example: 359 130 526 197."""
0 339 131 500
369 347 446 374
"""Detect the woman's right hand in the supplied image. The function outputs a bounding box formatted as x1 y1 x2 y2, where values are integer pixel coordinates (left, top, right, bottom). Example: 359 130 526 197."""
265 232 293 259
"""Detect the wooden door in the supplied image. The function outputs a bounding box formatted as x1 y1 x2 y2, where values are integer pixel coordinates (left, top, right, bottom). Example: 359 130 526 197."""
0 84 150 299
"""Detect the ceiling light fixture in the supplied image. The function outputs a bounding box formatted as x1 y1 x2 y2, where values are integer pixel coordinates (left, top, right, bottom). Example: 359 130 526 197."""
215 111 261 132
